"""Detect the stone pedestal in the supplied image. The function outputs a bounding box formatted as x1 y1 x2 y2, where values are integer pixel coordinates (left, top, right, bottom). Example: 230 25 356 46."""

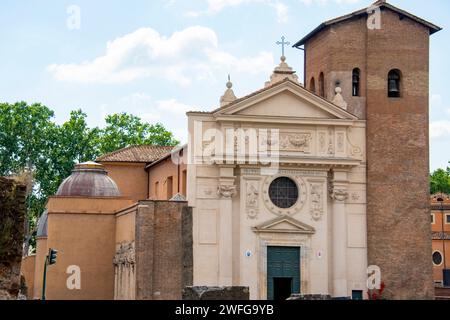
183 286 249 300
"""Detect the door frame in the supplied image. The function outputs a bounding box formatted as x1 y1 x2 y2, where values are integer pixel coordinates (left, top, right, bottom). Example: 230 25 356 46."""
267 246 301 300
256 233 311 300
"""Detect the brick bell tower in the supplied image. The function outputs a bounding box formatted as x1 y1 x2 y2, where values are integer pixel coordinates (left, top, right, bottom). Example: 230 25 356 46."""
294 1 441 299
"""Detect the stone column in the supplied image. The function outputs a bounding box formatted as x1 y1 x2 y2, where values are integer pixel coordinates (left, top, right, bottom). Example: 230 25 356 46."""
114 265 118 300
330 170 349 298
217 166 236 286
113 242 136 300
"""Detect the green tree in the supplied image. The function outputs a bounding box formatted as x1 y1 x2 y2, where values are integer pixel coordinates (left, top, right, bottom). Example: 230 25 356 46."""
0 103 179 252
0 102 57 253
0 102 55 176
430 168 450 194
98 113 178 154
38 110 101 197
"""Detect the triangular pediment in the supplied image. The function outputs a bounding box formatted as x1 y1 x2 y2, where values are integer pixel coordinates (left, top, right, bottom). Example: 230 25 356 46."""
252 215 316 234
214 79 357 121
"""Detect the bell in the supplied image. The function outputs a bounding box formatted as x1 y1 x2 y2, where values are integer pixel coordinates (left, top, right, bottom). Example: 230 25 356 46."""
388 79 399 93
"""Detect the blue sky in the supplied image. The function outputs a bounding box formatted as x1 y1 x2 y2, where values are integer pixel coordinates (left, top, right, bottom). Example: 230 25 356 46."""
0 0 449 170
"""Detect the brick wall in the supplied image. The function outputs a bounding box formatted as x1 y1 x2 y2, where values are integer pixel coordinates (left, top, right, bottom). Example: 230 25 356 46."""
135 201 193 300
304 7 435 299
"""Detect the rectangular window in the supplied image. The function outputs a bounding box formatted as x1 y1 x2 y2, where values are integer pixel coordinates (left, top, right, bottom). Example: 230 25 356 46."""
154 181 159 199
166 176 173 200
446 214 450 224
431 213 435 224
352 290 363 300
182 170 187 196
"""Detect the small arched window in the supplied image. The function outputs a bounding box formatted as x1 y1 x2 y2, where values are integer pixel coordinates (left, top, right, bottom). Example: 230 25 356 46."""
352 68 360 97
310 77 316 93
388 69 401 98
319 72 325 97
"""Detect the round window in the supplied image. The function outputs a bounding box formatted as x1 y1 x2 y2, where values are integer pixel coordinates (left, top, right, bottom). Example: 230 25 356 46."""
268 177 299 209
433 251 443 266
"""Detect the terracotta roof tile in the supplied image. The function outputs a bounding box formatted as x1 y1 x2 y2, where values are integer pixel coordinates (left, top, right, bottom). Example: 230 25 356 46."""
96 145 174 163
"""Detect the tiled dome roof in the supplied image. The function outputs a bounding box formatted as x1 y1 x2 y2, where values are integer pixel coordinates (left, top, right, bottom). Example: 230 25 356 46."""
56 162 121 197
36 210 48 238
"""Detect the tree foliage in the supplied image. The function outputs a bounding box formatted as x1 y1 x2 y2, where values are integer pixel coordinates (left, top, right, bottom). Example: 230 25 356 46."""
430 167 450 194
0 102 179 252
99 113 178 154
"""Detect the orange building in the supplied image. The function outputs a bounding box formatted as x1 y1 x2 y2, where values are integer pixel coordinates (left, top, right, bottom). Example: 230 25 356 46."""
431 193 450 287
95 144 187 202
21 145 190 300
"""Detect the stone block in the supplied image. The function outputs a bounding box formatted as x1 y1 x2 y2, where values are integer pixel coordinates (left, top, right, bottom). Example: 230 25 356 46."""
183 286 250 300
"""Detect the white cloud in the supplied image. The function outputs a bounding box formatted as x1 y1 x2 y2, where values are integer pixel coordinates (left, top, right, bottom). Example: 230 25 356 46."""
269 2 289 23
299 0 360 5
156 99 194 114
187 0 289 23
430 121 450 139
48 26 273 85
98 93 193 142
117 93 195 119
431 93 450 117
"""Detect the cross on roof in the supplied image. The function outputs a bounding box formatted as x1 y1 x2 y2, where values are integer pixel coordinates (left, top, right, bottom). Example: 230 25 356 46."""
276 36 290 57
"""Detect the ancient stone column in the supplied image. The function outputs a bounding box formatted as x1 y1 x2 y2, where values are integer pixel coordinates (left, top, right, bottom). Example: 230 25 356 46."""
217 166 236 286
330 171 349 298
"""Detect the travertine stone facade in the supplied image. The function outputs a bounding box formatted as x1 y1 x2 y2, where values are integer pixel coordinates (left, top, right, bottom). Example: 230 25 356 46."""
188 75 368 299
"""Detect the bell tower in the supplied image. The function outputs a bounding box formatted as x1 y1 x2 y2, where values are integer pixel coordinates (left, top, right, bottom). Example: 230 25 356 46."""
294 1 441 299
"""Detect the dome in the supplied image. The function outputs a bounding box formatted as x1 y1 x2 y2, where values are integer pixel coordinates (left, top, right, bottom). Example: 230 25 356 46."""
36 210 48 238
56 162 121 197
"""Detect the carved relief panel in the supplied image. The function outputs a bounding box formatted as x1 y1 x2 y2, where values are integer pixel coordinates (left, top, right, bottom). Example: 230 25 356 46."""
317 130 328 156
245 180 260 219
335 129 347 157
279 132 313 153
309 182 325 221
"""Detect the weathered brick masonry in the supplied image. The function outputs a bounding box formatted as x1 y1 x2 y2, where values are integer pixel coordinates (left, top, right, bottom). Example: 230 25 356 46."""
0 177 26 300
135 201 193 300
300 4 440 299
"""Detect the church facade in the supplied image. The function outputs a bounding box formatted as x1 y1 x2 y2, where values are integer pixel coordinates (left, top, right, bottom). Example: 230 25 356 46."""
187 0 441 299
187 64 367 300
21 1 441 300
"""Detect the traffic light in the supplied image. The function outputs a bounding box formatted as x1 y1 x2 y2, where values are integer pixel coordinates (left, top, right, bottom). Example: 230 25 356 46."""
48 248 58 265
